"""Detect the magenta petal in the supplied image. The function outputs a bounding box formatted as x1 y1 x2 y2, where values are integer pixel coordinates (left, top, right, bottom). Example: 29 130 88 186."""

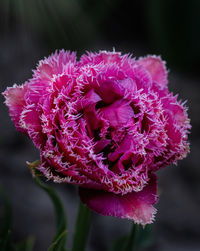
94 139 111 153
95 80 122 104
20 105 41 131
138 56 168 88
101 100 134 127
77 89 102 110
79 174 158 226
35 50 76 80
80 51 123 65
118 78 137 93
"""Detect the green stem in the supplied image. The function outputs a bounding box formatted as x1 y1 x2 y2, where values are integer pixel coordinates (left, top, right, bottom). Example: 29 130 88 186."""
71 201 91 251
124 223 139 251
34 177 67 251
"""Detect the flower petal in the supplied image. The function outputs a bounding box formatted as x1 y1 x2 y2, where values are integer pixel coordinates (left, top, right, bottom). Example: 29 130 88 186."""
2 83 28 132
26 50 77 104
34 50 76 80
77 89 102 110
93 139 111 153
79 174 158 226
101 100 134 127
118 78 137 94
95 80 122 104
138 56 168 88
19 104 45 148
80 51 123 65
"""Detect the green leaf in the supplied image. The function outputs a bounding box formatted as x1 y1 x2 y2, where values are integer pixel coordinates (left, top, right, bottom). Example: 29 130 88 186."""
123 223 140 251
109 235 129 251
48 230 67 251
0 186 35 251
34 177 67 251
71 201 91 251
110 224 154 251
0 186 12 236
0 186 16 251
15 236 35 251
137 224 154 249
0 230 16 251
27 160 41 177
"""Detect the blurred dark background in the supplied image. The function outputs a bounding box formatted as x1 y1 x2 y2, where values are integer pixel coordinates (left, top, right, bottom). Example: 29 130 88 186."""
0 0 200 250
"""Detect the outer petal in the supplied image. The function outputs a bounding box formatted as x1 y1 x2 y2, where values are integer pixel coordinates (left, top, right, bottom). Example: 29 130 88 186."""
79 51 123 65
19 104 45 148
27 50 77 104
79 174 158 226
138 56 168 88
33 49 76 81
2 83 28 132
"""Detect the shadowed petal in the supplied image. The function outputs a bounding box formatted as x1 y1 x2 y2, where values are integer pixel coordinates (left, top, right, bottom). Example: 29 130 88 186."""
79 174 158 226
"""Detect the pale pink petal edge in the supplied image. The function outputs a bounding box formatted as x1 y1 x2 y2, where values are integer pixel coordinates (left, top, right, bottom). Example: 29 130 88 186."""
137 55 168 88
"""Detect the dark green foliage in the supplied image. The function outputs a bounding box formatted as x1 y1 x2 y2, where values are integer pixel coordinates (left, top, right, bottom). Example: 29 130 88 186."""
0 174 68 251
0 186 34 251
109 224 154 251
0 186 16 251
71 201 91 251
34 177 67 251
15 237 35 251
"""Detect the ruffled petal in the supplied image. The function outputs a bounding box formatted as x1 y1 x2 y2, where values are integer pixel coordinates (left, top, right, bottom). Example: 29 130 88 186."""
34 50 76 81
19 104 45 148
118 78 137 94
95 80 122 104
79 174 158 226
26 52 77 105
133 65 152 90
2 83 28 132
77 89 102 110
138 56 168 88
79 51 123 65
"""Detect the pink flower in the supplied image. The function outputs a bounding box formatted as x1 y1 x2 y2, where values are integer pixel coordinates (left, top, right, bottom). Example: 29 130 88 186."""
3 50 191 226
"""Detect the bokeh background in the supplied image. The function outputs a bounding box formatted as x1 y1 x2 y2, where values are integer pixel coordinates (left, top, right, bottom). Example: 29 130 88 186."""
0 0 200 250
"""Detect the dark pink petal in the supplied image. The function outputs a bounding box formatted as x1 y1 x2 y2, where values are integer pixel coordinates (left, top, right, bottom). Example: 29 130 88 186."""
34 50 76 80
138 56 168 88
94 139 111 153
83 104 104 135
95 80 122 104
108 136 131 162
133 65 152 90
26 51 77 104
95 78 137 104
3 84 28 132
77 89 102 110
79 174 158 226
20 105 41 131
162 96 188 125
101 100 134 127
20 105 45 148
118 78 137 94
